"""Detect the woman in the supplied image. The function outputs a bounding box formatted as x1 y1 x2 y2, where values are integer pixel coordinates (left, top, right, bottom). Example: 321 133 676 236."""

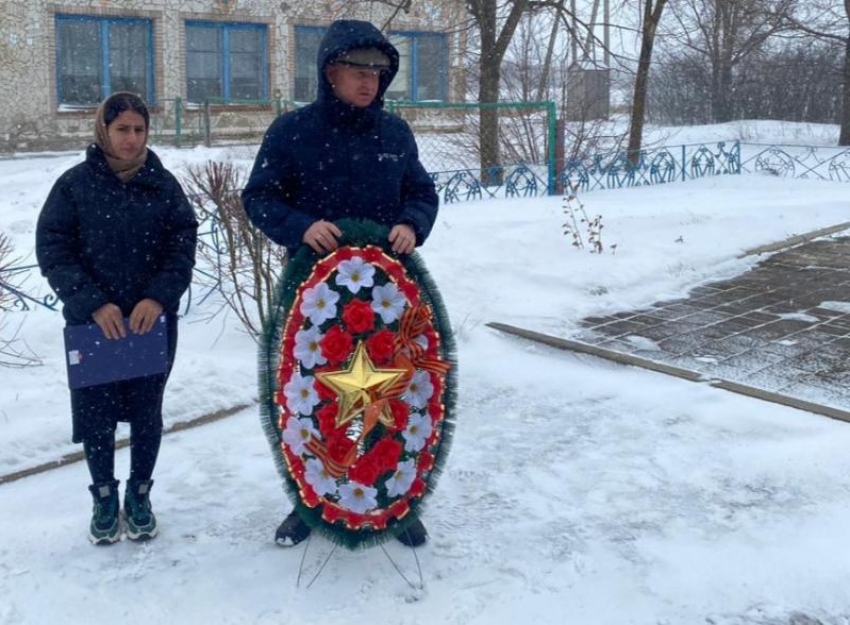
36 92 198 545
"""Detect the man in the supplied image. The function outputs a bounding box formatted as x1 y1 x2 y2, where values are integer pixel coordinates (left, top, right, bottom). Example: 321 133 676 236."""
242 19 439 548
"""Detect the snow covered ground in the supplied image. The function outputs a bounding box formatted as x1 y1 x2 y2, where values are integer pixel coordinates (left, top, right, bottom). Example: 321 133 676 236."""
2 121 850 623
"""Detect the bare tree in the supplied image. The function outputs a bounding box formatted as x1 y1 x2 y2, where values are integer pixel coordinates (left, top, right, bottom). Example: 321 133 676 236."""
781 0 850 145
182 162 287 340
327 0 415 30
0 233 41 368
627 0 669 165
465 0 534 183
664 0 791 123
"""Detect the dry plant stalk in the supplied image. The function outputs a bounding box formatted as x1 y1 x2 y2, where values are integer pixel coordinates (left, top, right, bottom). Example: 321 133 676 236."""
183 161 287 340
562 186 614 254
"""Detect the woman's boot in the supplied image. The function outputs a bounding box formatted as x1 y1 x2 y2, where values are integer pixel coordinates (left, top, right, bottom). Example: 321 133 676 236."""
124 479 158 541
88 479 120 545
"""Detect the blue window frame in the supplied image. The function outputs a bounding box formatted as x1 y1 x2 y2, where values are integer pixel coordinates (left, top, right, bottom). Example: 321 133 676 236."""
186 21 268 103
55 15 155 106
293 26 447 102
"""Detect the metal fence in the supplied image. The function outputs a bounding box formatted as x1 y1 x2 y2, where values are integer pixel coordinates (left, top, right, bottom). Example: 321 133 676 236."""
559 141 741 195
10 132 850 316
740 143 850 182
149 97 290 148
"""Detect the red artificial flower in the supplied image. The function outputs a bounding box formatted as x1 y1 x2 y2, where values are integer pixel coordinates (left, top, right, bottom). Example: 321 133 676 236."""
342 298 376 334
320 324 353 365
388 398 409 432
418 451 435 472
371 437 403 472
409 478 427 497
316 402 339 436
348 456 381 486
366 329 397 365
327 433 355 465
313 366 338 402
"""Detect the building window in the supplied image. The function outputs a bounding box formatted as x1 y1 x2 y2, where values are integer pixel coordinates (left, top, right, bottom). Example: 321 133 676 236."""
293 26 447 102
55 15 154 107
186 22 268 103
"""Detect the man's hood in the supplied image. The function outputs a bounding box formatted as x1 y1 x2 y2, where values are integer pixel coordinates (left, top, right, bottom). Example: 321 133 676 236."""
316 19 400 106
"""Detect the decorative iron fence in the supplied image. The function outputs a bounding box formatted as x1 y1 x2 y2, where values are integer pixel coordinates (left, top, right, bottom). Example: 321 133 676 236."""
558 141 741 195
15 137 850 315
429 164 550 205
740 144 850 182
0 264 60 312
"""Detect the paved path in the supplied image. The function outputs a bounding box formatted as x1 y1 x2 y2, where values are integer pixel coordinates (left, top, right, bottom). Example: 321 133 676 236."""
578 236 850 411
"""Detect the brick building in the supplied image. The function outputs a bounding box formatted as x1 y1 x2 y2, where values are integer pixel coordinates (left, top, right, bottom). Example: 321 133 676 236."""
0 0 467 151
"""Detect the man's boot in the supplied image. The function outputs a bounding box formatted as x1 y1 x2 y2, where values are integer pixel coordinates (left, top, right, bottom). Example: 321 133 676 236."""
396 516 428 547
274 510 311 547
124 479 158 541
88 480 121 545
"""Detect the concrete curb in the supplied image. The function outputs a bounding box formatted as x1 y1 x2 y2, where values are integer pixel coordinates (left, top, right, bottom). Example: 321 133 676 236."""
738 222 850 258
487 322 850 425
0 402 254 486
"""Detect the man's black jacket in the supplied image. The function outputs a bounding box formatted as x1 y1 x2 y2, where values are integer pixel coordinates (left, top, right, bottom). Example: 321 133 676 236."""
241 19 439 255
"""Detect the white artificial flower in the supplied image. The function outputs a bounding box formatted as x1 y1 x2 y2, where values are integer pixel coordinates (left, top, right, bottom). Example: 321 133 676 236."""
402 370 433 409
294 325 327 369
300 283 340 326
384 459 417 498
283 372 320 415
335 257 375 294
371 282 406 324
402 411 433 453
414 334 429 351
304 458 338 497
281 416 319 456
338 481 378 514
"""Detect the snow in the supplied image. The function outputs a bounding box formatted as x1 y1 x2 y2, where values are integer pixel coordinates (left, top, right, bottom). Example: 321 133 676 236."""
2 120 850 623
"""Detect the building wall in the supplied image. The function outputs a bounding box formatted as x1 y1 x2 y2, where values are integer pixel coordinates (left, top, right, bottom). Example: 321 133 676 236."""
0 0 466 152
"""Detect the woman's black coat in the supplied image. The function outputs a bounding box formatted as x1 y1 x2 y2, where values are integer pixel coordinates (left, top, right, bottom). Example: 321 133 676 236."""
36 145 198 442
37 144 197 325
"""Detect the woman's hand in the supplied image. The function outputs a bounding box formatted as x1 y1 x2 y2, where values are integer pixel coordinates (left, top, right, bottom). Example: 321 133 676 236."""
92 303 126 340
129 298 164 335
389 224 416 254
303 220 343 254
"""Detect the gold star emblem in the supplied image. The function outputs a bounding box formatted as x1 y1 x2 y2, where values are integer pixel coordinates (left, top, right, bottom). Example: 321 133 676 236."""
315 341 407 428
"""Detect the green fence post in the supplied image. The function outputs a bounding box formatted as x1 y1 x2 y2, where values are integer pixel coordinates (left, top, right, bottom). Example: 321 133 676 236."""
174 97 183 148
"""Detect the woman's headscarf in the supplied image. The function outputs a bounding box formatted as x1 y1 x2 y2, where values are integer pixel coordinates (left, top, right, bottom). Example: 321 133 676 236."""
94 93 149 183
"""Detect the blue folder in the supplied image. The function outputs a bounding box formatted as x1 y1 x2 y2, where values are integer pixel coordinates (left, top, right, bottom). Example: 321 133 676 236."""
63 316 169 390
